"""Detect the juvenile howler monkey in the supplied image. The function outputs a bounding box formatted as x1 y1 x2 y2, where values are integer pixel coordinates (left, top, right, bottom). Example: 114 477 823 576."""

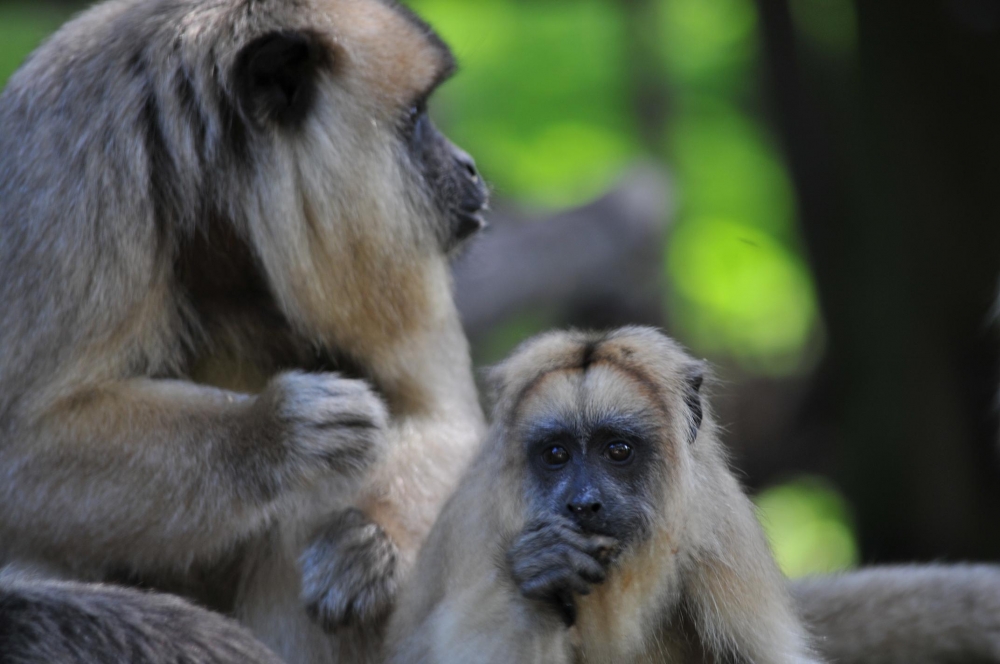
387 327 821 664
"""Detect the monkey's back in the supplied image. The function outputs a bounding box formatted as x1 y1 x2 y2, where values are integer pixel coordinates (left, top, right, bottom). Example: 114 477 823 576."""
0 572 284 664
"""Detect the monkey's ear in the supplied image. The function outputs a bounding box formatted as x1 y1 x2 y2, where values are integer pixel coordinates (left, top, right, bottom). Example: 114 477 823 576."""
683 362 706 444
234 31 326 126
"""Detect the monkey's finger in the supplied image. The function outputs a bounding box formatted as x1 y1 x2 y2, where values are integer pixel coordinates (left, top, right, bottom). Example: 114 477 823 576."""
523 514 582 537
555 592 577 629
509 548 570 587
549 523 601 550
582 535 620 563
551 525 619 561
564 548 607 585
520 569 591 602
555 527 618 557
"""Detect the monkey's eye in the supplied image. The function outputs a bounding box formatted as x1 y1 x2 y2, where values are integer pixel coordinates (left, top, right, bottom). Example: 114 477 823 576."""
605 442 633 463
405 98 428 130
541 446 570 467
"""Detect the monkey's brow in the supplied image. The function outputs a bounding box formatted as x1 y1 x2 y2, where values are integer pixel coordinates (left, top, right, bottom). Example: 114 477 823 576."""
521 413 651 447
589 413 653 441
522 417 578 444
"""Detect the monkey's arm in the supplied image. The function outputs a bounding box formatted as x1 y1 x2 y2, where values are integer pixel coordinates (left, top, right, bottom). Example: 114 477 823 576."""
682 463 823 664
0 373 386 573
791 564 1000 664
390 512 616 664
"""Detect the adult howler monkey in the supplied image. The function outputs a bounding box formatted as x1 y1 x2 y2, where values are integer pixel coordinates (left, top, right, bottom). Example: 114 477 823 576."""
0 0 488 661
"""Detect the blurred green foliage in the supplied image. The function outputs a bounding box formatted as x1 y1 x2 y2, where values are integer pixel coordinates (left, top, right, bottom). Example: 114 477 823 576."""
755 477 858 577
658 0 758 92
655 0 821 375
411 0 823 376
0 0 856 583
0 4 72 87
411 0 641 208
788 0 857 58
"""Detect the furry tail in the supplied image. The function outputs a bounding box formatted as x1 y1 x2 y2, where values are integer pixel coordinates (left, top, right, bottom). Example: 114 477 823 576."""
792 564 1000 664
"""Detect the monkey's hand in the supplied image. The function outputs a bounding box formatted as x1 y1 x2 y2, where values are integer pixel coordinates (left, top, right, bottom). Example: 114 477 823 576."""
506 515 618 628
259 372 389 490
300 508 399 631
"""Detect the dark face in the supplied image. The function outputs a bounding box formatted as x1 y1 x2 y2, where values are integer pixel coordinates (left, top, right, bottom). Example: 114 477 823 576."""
522 412 660 545
403 100 489 253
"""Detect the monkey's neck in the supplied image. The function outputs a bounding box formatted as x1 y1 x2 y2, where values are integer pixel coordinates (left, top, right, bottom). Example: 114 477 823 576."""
352 260 483 426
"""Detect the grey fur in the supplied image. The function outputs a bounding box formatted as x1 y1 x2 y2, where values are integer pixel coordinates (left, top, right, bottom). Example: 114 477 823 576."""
793 564 1000 664
301 508 400 629
506 514 617 628
0 572 283 664
0 0 486 662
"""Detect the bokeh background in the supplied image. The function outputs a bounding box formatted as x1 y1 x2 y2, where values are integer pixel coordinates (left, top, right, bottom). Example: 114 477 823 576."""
2 0 999 578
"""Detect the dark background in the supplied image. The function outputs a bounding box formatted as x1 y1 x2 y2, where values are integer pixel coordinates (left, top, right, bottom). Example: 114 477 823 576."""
2 0 999 576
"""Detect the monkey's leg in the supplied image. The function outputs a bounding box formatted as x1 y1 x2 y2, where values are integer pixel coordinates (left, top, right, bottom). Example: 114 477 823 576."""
0 374 386 575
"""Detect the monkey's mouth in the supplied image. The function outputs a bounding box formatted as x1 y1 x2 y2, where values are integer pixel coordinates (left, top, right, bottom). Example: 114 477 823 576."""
453 209 488 243
448 190 489 250
451 169 490 245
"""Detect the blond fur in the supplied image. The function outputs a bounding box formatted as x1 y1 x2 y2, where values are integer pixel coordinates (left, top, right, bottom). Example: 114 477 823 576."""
387 328 820 664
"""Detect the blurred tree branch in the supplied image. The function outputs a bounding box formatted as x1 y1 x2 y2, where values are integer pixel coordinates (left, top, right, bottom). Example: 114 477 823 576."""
453 165 672 340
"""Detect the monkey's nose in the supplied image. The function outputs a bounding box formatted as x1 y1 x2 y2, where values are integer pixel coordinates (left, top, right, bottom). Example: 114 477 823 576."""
567 501 602 516
453 148 480 182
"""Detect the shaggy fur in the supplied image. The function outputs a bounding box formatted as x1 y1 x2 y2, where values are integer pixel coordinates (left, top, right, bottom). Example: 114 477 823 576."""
0 0 487 662
0 571 283 664
387 328 821 664
794 564 1000 664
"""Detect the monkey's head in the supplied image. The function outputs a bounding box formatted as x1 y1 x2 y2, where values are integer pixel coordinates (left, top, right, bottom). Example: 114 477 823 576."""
225 0 488 246
488 328 707 549
1 0 487 396
219 0 490 351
